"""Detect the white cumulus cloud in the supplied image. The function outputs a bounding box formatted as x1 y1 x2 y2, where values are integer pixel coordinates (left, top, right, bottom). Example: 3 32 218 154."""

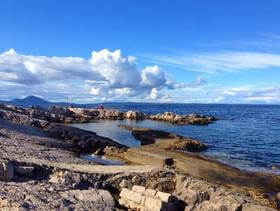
0 48 204 102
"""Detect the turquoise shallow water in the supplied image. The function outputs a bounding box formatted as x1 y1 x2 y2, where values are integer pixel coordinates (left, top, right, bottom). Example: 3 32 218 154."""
74 103 280 174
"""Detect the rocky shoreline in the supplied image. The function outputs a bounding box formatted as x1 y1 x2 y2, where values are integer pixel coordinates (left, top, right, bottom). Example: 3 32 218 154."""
0 103 279 210
0 104 217 125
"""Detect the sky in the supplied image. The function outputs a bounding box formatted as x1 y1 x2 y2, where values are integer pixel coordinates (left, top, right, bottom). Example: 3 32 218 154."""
0 0 280 104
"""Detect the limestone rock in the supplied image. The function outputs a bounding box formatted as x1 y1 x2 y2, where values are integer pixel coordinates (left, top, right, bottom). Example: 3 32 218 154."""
132 185 146 194
120 188 142 204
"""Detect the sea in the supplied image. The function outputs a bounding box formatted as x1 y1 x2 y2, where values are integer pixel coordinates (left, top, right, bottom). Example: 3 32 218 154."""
73 103 280 174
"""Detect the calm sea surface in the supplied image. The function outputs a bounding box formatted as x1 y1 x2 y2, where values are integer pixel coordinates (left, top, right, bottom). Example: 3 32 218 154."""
74 103 280 174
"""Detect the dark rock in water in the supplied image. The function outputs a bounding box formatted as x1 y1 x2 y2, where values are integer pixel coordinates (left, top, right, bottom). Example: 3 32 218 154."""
148 111 217 125
119 125 208 152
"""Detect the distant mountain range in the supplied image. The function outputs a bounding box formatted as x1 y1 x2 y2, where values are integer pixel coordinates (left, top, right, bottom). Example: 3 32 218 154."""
0 95 164 109
0 96 98 109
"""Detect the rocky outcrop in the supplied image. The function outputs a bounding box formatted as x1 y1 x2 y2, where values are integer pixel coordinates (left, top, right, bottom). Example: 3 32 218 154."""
44 123 127 152
148 112 217 125
174 174 276 211
0 103 278 210
104 133 280 210
1 103 217 125
0 122 278 210
0 106 126 153
116 173 277 211
119 125 208 151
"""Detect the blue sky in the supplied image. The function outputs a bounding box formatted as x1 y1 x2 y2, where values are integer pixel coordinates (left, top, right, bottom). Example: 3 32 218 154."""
0 0 280 104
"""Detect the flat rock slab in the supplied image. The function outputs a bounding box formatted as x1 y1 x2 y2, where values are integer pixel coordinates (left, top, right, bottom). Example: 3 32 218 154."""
20 157 161 175
123 149 174 167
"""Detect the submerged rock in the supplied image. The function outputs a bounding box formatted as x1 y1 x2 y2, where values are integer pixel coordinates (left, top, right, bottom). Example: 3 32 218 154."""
119 125 208 152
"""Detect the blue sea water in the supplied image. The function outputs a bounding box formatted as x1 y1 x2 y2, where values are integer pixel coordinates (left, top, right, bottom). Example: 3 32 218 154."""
74 103 280 174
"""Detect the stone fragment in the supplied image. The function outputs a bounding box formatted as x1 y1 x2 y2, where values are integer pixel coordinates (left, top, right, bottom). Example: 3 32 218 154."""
132 185 146 193
120 188 142 204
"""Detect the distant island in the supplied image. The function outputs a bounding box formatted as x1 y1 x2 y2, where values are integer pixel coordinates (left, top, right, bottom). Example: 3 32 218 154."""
0 95 95 108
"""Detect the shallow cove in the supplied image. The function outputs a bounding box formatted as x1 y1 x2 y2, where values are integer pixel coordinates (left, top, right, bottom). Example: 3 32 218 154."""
73 106 280 175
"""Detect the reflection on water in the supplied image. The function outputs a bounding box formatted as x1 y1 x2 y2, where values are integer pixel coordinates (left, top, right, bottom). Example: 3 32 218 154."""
74 113 280 174
74 120 141 147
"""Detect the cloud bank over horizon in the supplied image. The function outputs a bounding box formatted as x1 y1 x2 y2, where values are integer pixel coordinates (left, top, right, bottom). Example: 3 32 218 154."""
0 48 206 103
0 48 279 104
